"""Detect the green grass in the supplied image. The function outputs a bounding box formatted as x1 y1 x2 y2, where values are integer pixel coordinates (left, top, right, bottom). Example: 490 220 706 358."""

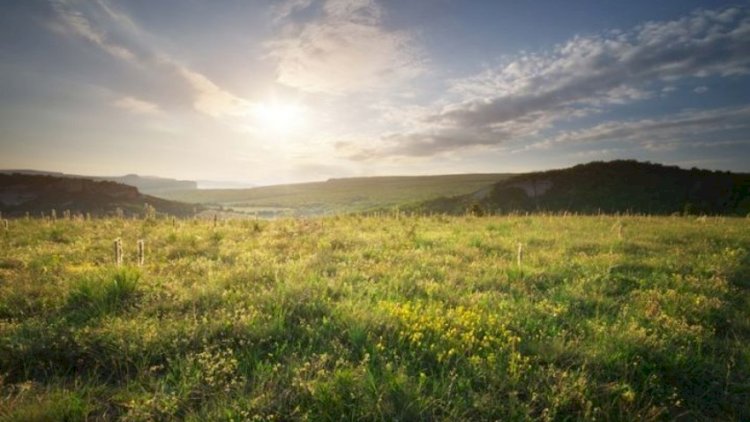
158 174 512 216
0 215 748 420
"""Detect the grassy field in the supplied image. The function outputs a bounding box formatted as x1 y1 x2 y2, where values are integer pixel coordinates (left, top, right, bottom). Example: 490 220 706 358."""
0 215 748 420
158 174 512 216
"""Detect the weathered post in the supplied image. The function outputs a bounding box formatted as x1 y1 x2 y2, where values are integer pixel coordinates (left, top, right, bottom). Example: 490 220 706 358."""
137 239 145 267
114 238 123 266
51 209 57 220
3 219 8 231
517 242 523 270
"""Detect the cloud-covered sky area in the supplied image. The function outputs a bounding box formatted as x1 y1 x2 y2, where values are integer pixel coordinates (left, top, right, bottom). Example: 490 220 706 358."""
1 0 749 183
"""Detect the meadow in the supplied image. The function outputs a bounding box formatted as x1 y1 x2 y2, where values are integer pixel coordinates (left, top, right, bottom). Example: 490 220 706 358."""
159 173 512 216
0 214 748 420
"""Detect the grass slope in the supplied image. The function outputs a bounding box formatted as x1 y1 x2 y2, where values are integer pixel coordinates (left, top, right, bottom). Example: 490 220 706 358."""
158 174 512 216
0 174 197 218
422 161 750 216
1 215 748 420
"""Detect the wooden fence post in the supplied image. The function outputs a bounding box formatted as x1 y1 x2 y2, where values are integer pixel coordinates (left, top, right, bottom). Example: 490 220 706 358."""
517 242 523 269
137 239 145 267
114 238 123 266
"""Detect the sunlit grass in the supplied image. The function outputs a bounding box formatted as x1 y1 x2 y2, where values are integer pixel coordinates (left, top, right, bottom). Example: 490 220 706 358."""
0 215 748 420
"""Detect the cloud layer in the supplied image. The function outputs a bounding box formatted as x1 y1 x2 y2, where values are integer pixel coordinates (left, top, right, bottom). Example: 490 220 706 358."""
50 0 253 120
535 105 750 151
113 96 160 114
268 0 424 94
343 6 750 159
10 1 747 180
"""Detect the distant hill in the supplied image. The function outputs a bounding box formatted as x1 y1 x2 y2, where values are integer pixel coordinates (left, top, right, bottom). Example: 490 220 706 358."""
421 161 750 215
99 174 197 194
158 173 514 216
0 170 197 195
196 180 256 189
0 173 198 217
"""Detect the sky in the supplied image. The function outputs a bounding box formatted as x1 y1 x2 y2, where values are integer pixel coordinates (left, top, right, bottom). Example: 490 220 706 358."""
1 0 749 185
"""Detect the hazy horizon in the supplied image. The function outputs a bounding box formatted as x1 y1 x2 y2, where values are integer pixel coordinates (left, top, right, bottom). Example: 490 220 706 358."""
2 0 750 185
1 157 748 190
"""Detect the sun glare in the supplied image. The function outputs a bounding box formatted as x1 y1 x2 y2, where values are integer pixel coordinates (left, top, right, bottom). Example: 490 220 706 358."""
252 101 306 134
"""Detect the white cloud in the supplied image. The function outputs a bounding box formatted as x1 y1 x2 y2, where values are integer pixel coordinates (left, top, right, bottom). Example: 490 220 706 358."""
50 0 137 62
355 6 750 158
174 65 252 118
439 7 750 127
323 0 382 24
268 0 424 94
271 0 315 22
531 106 750 151
50 0 253 120
113 96 160 114
694 85 709 94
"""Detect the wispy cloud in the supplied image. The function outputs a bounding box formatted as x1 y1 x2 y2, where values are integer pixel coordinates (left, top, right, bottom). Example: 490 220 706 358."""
531 105 750 151
50 0 253 120
271 0 315 22
268 0 424 94
441 7 749 126
345 6 750 158
50 0 137 62
113 96 160 114
174 65 252 118
693 85 709 94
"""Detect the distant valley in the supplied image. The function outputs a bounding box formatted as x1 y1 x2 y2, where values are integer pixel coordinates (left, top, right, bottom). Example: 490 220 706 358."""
2 161 749 218
158 173 515 217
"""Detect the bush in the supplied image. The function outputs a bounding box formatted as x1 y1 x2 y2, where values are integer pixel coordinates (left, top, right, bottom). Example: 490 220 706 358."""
468 203 485 217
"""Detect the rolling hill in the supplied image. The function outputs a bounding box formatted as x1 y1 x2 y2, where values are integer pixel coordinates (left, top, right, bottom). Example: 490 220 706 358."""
0 170 197 195
100 174 197 195
421 160 750 215
158 173 514 216
0 173 198 217
4 162 746 218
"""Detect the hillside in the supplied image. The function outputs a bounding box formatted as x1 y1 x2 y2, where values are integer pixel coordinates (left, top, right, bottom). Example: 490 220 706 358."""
421 161 750 215
0 173 197 217
0 170 198 195
159 173 513 216
97 174 197 195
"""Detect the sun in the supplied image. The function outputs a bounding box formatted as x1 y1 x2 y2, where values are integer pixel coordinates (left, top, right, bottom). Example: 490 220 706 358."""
252 101 306 134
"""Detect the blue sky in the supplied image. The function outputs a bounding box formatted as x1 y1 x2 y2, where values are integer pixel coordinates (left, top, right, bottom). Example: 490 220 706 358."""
1 0 749 184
